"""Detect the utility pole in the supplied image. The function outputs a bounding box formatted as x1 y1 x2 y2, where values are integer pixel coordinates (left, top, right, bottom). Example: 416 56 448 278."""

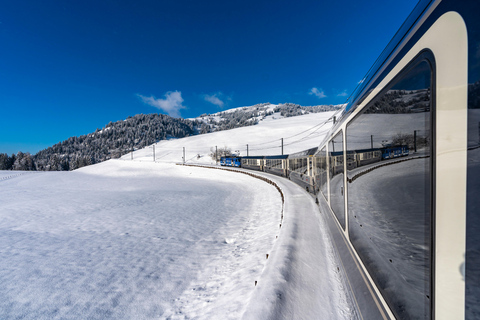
183 147 185 165
247 144 249 156
215 146 218 165
281 138 284 155
153 145 155 162
371 135 374 149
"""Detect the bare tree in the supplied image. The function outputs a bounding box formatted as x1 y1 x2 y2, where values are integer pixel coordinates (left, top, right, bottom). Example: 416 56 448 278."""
210 146 232 161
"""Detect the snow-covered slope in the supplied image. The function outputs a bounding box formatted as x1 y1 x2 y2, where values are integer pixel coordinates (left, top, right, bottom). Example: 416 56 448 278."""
188 103 341 134
126 111 336 164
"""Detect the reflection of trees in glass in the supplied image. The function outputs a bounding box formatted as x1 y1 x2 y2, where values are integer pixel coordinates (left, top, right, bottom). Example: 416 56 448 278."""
364 89 430 114
391 131 430 150
468 81 480 109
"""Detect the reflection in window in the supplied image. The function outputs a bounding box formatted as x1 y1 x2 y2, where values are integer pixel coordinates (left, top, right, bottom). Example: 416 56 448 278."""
329 131 345 228
315 147 328 197
346 59 432 319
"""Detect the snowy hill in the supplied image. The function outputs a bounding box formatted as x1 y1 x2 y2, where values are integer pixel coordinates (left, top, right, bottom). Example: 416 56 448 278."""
127 111 338 164
191 102 341 134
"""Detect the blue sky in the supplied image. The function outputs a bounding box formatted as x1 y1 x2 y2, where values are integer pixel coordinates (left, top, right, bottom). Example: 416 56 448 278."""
0 0 419 155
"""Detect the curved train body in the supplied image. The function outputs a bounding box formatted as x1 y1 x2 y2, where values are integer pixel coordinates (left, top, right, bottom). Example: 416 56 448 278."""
221 0 480 318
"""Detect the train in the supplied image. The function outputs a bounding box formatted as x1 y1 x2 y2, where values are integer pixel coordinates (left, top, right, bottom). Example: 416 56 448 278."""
221 145 410 191
220 0 480 319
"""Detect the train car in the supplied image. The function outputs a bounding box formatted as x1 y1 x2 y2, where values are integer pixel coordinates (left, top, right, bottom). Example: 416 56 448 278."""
308 1 479 319
354 148 383 167
220 156 241 167
264 155 288 177
287 147 318 193
240 156 264 171
232 157 242 167
381 145 409 160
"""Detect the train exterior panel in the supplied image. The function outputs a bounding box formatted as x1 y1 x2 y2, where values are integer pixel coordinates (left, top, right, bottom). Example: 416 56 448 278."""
308 1 479 318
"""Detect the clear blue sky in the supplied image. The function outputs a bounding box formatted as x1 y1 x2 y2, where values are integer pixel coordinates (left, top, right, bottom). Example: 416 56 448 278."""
0 0 419 155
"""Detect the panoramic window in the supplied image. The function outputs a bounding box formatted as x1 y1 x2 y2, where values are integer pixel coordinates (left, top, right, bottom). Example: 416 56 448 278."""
328 131 345 228
346 58 433 319
316 146 328 198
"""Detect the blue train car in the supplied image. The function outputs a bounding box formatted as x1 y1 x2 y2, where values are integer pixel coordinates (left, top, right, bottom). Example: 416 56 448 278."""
220 156 241 167
381 145 409 160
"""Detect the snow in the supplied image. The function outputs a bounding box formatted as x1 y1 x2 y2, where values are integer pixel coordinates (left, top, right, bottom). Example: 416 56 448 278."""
239 169 352 320
0 162 282 319
0 111 350 319
188 104 278 120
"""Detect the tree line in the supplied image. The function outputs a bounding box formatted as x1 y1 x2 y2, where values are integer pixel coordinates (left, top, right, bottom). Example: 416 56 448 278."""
1 113 198 171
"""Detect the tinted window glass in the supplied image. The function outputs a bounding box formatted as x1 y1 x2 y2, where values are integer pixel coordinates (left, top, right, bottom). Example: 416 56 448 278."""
315 146 328 198
346 59 432 319
464 2 480 317
466 108 480 320
329 131 345 228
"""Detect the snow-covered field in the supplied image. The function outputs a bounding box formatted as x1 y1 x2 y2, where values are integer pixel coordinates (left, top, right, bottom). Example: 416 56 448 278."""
0 111 349 319
0 162 283 319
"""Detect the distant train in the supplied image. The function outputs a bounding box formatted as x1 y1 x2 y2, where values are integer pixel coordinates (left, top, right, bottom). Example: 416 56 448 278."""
222 0 480 319
221 145 409 191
